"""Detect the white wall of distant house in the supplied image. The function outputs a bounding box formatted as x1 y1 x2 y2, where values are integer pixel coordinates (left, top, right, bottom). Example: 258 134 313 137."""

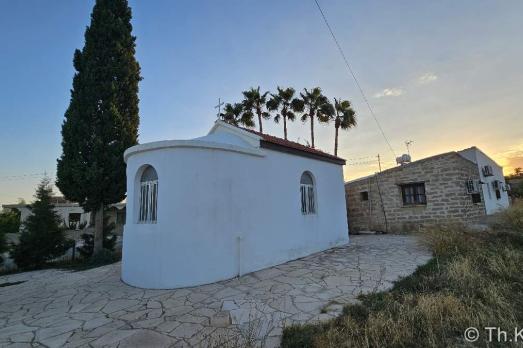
122 135 349 289
459 147 510 214
5 205 90 230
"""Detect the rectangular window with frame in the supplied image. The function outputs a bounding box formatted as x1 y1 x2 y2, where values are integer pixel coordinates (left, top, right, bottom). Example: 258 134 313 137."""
492 181 501 200
465 179 480 194
471 193 482 204
400 183 427 206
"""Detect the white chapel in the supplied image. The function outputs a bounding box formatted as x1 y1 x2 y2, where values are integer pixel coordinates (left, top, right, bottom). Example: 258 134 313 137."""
122 120 349 289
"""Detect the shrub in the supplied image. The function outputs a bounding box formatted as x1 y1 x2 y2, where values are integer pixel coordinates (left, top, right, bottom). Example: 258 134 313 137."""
76 216 116 259
510 180 523 199
0 209 20 234
490 201 523 233
11 178 70 269
87 248 119 267
0 229 7 265
422 223 479 258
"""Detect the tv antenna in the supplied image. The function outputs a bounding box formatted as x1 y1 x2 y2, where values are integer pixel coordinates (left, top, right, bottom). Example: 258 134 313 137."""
405 140 413 157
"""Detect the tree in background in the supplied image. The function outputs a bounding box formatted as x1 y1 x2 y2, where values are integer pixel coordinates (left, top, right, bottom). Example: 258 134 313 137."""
266 87 304 140
299 87 333 148
0 209 20 264
514 167 522 176
241 87 271 133
11 178 69 269
511 180 523 199
220 103 254 127
332 98 357 156
0 209 21 235
77 216 116 259
56 0 141 255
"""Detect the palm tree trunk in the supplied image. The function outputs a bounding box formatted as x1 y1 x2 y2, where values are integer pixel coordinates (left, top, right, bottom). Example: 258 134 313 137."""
334 126 339 156
283 116 288 140
93 203 104 255
310 112 315 148
258 113 263 133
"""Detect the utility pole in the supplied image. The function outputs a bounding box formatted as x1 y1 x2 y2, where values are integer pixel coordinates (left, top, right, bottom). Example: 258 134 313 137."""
377 154 382 172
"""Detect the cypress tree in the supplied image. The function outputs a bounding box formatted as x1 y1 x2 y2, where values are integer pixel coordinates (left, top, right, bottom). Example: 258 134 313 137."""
11 178 69 269
57 0 141 254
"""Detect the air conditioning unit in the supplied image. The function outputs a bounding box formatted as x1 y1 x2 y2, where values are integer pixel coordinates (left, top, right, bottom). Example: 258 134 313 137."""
482 165 494 177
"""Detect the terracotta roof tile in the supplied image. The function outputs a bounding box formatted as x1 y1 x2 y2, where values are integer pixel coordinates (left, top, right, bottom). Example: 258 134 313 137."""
238 126 345 164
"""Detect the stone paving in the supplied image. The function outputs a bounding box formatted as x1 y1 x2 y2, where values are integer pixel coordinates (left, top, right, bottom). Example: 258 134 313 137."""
0 235 431 347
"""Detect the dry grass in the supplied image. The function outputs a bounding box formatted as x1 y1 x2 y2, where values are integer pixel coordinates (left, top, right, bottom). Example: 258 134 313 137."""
490 201 523 233
282 203 523 348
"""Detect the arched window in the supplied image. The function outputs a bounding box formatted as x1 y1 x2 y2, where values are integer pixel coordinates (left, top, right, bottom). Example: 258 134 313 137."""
300 172 316 215
138 166 158 223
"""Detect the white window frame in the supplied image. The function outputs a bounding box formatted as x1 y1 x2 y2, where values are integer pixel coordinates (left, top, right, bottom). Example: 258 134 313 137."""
139 179 158 223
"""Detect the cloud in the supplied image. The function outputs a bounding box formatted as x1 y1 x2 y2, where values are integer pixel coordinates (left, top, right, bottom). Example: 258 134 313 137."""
418 72 438 84
493 143 523 174
374 88 404 98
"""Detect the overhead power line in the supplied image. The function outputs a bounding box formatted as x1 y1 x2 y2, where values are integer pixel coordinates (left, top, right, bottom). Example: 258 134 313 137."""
0 172 54 182
312 0 397 159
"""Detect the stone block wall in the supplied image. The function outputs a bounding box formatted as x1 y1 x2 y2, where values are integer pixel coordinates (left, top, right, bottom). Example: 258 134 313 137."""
345 152 486 233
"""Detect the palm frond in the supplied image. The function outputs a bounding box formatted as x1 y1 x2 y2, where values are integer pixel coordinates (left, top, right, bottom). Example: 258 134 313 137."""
287 111 296 121
340 109 357 130
266 96 280 111
291 98 304 112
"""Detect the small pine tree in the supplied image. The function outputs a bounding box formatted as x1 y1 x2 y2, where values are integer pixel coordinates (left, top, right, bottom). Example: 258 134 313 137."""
77 215 117 258
11 178 69 269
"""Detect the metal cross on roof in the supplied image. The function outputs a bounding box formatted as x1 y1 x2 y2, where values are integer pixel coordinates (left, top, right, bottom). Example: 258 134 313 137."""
214 98 224 118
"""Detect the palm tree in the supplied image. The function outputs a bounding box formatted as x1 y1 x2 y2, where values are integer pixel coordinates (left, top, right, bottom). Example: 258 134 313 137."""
219 103 254 127
299 87 333 148
266 87 304 140
241 87 270 133
332 98 357 156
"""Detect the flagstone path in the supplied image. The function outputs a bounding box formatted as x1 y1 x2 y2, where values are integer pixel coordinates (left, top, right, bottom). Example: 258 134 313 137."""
0 235 431 347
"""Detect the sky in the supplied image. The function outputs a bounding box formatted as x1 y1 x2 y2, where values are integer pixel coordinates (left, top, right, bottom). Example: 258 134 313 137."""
1 0 522 206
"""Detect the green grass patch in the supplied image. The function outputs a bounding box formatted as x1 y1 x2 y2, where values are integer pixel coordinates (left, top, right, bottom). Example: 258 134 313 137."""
282 202 523 348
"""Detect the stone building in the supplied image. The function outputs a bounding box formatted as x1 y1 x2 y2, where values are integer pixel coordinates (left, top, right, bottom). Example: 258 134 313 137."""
345 150 502 233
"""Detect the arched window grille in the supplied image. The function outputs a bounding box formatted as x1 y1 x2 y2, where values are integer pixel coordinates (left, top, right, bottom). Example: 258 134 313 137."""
138 166 158 223
300 172 316 215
